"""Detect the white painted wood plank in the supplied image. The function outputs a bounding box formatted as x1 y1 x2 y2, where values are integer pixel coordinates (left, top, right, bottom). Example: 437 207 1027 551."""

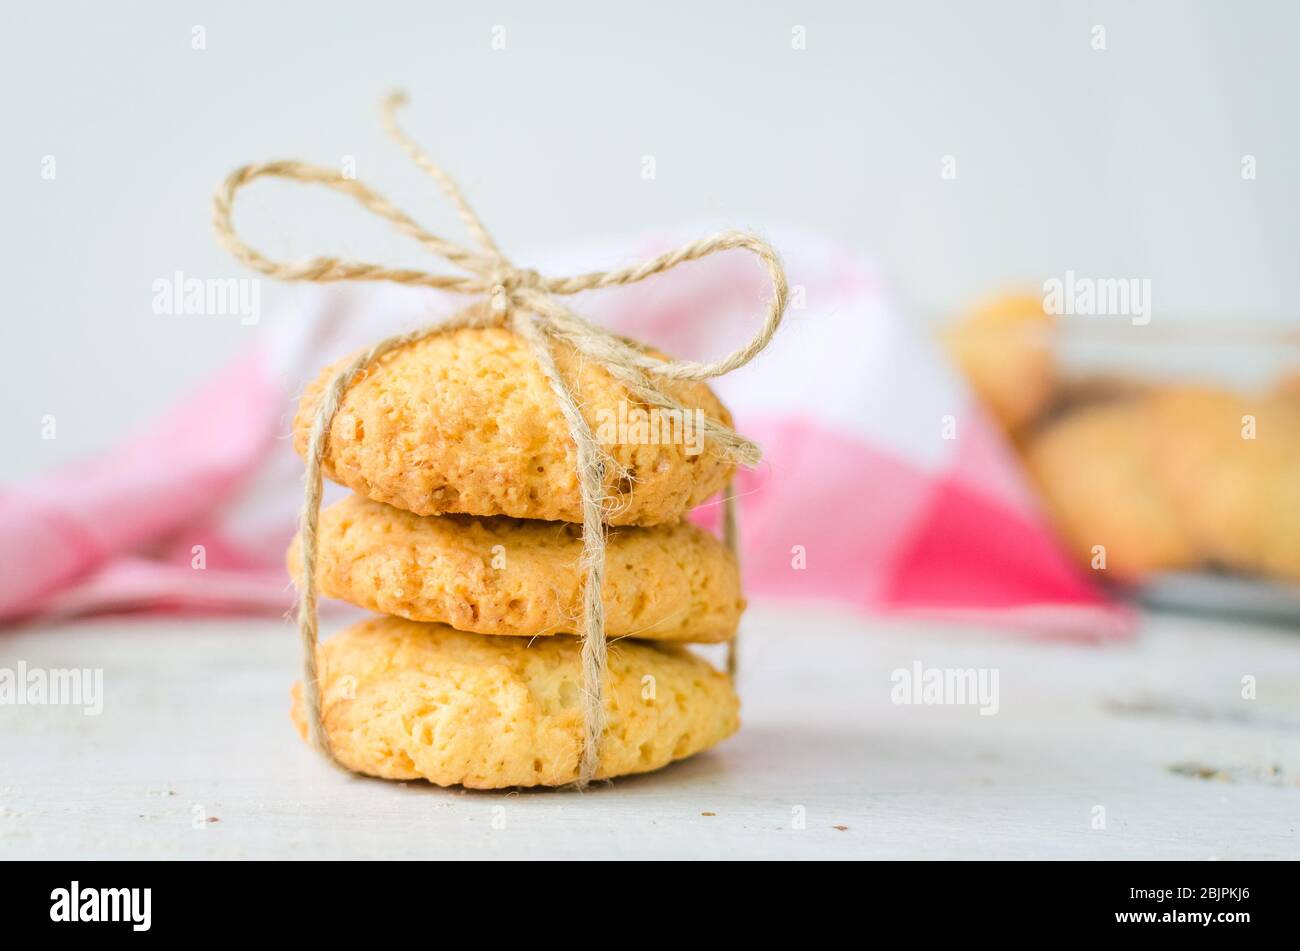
1 606 1297 859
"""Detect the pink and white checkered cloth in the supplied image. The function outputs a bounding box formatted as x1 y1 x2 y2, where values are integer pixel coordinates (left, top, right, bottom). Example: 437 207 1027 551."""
0 229 1129 638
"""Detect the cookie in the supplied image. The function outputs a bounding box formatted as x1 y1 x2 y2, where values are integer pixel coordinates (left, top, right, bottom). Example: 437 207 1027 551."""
943 293 1057 434
1023 400 1198 579
290 616 739 788
293 326 735 525
1146 386 1300 581
289 494 744 642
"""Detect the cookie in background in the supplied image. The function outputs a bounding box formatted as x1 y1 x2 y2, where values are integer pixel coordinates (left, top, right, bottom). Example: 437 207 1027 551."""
941 292 1058 436
942 293 1300 590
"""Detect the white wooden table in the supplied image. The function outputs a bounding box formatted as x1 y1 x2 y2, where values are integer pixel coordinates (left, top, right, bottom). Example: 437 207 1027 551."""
2 605 1297 859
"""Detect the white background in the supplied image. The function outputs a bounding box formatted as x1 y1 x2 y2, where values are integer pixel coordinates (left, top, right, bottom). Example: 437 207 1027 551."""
2 0 1297 478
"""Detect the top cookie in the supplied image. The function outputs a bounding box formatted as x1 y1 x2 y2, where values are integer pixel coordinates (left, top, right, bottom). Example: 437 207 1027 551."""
293 326 735 526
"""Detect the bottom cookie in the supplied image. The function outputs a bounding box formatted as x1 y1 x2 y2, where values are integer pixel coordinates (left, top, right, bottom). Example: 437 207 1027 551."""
290 616 740 788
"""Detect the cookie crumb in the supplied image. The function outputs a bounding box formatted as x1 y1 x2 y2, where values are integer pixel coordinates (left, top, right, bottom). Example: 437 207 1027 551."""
701 811 716 817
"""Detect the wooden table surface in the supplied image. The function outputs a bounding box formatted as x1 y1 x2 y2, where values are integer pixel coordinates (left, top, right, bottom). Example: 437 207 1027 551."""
2 605 1297 860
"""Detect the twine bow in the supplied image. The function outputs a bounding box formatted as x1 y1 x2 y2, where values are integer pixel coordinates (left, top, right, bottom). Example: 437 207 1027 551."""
213 93 788 787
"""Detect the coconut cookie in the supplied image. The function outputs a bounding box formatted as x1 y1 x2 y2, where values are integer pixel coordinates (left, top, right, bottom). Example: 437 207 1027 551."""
290 494 744 642
943 293 1057 435
293 326 734 526
1023 400 1198 580
290 616 739 788
1146 386 1300 582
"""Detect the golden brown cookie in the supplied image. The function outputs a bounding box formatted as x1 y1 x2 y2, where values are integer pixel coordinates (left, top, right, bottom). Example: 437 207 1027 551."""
293 326 734 525
1023 400 1198 580
290 616 739 788
289 494 744 642
943 293 1057 434
1146 386 1300 581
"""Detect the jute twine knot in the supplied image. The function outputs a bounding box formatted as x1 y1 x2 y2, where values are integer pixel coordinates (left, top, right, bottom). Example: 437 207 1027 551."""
213 93 788 787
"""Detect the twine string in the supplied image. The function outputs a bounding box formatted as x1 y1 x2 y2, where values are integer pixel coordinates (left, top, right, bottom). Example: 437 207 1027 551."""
213 93 787 786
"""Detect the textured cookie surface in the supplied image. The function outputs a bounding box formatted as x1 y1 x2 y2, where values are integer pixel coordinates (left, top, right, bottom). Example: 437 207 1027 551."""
293 326 735 525
290 616 739 788
290 494 744 642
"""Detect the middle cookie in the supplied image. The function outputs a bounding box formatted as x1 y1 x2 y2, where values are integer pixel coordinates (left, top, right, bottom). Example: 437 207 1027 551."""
290 494 744 643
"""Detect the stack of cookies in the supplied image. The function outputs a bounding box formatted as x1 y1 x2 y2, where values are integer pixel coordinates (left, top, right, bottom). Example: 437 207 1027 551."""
287 325 745 788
